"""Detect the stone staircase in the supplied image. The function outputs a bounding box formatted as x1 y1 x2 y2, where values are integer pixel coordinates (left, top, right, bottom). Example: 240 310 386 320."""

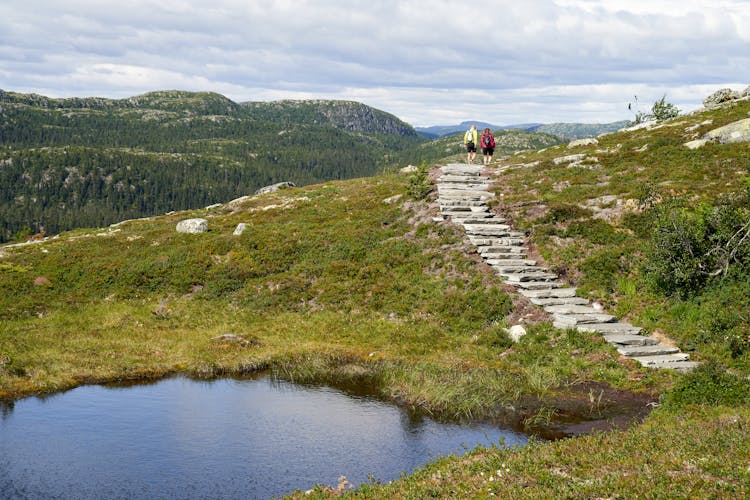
437 163 698 372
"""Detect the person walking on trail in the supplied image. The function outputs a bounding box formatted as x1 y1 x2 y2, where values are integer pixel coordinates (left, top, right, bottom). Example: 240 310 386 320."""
481 128 495 165
464 124 478 164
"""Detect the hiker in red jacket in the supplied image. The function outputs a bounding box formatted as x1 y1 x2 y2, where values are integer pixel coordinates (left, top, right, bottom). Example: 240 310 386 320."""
481 128 495 166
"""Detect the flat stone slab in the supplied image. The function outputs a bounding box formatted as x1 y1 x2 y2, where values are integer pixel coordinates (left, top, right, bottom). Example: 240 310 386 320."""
440 200 487 207
460 218 507 225
514 281 565 290
579 323 643 335
648 360 700 372
463 227 513 236
631 353 691 366
502 272 559 282
601 333 655 345
553 313 617 325
519 287 576 298
617 345 681 357
544 304 599 314
530 296 590 306
485 258 537 267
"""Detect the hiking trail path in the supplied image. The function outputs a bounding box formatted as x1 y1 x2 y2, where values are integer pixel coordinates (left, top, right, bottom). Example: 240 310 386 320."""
436 162 698 371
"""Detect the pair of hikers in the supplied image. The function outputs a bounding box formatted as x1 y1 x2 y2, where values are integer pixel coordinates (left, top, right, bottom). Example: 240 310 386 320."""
463 124 495 165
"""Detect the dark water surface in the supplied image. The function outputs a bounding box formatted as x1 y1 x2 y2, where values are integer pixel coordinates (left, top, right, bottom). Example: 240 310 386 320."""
0 376 527 499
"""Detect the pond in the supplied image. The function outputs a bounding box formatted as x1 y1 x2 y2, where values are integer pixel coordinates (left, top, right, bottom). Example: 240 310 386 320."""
0 376 527 499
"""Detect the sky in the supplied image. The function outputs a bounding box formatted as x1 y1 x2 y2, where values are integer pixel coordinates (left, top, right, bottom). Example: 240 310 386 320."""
1 0 749 127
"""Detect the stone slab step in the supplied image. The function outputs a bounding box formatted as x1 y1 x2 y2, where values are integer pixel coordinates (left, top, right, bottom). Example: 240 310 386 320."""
578 323 643 335
514 281 566 290
617 345 681 357
553 312 617 326
519 287 576 298
445 212 492 220
469 238 524 247
478 246 527 255
463 225 512 234
631 353 691 367
459 218 507 225
544 304 600 315
440 200 487 207
483 252 530 261
493 266 547 276
439 175 490 182
502 272 559 282
647 360 700 372
530 296 590 306
600 333 657 345
485 259 537 267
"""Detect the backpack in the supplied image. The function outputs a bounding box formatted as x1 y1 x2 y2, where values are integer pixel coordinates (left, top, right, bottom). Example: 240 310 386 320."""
465 130 475 146
484 133 495 148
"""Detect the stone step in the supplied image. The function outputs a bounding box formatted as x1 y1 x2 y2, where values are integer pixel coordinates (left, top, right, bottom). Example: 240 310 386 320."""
552 312 617 326
439 175 490 182
544 304 600 315
617 345 681 357
439 200 488 207
519 287 577 298
469 238 524 247
631 353 691 367
459 217 507 225
530 296 590 306
502 271 559 282
578 323 643 336
463 225 513 235
646 360 700 372
485 259 537 267
438 189 495 197
482 252 529 260
514 281 566 290
444 211 492 219
493 266 547 276
601 333 658 346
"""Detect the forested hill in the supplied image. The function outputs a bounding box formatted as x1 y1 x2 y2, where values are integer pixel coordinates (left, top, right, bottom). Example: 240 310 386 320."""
240 100 416 135
0 89 423 242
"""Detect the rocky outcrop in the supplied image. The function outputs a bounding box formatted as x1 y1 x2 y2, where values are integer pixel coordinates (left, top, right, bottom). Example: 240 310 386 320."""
254 182 296 195
702 87 750 109
176 218 208 234
685 118 750 149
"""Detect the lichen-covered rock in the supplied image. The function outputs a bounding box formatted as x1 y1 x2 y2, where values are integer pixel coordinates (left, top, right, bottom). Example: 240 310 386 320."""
704 118 750 144
567 137 598 149
233 223 248 236
254 182 296 195
552 154 586 165
400 165 418 173
176 218 208 234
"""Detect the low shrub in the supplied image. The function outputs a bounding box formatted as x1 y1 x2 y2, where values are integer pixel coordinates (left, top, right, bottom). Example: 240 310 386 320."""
661 360 750 409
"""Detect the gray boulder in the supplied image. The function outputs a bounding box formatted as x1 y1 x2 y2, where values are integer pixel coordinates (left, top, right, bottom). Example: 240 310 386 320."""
176 218 208 234
703 88 741 109
233 223 248 236
704 118 750 145
254 182 296 195
567 138 598 149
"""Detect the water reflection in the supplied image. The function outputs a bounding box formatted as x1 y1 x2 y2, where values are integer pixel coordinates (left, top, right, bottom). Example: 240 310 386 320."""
0 376 527 499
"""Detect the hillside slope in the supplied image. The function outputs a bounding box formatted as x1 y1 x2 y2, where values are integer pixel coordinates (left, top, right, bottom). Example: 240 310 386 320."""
0 90 424 242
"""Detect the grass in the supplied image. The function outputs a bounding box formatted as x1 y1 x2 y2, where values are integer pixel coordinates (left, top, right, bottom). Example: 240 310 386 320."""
3 100 750 498
0 173 650 423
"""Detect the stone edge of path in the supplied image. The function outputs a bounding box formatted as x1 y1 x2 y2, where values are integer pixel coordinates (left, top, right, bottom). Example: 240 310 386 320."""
436 163 698 372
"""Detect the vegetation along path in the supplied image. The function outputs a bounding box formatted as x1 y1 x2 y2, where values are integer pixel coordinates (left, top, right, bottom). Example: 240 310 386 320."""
436 163 698 372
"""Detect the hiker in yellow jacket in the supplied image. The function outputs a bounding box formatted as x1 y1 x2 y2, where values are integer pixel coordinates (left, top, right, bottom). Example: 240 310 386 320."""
464 124 478 164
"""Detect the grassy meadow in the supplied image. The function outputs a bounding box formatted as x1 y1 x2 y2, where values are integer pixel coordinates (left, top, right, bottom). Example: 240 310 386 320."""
2 99 750 497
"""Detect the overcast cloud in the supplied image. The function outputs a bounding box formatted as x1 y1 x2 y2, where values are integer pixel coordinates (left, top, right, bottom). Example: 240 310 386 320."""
1 0 749 125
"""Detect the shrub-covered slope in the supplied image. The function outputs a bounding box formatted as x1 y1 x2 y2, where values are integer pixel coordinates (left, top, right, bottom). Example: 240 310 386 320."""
492 99 750 376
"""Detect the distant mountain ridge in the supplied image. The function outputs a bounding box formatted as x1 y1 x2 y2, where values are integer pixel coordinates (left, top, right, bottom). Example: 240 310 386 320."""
0 89 417 137
416 120 630 140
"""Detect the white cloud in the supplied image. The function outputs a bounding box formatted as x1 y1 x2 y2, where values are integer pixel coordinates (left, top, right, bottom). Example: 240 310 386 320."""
1 0 749 125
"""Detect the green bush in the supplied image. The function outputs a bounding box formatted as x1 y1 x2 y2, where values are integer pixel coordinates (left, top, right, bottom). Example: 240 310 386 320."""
661 360 750 409
564 218 626 245
642 196 750 297
406 161 432 200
